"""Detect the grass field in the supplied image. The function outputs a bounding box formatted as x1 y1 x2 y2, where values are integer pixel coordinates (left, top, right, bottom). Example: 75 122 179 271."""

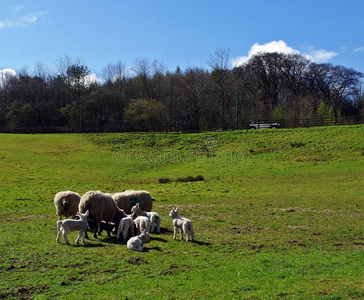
0 125 363 299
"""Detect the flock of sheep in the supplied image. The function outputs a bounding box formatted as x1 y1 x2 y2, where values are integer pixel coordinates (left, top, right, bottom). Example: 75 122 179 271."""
54 190 194 251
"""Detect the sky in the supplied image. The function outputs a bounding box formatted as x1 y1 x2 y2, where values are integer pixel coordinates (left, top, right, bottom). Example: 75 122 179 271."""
1 0 364 82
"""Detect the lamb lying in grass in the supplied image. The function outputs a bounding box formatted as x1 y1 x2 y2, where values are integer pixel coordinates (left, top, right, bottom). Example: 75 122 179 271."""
117 216 135 240
56 210 89 245
131 203 161 233
169 207 194 242
127 229 150 252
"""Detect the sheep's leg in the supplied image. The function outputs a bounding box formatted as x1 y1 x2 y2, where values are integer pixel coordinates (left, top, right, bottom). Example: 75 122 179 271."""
62 229 70 245
97 223 101 236
150 222 155 233
173 226 177 240
75 231 81 244
93 225 98 238
123 224 129 240
117 225 122 240
81 231 85 244
156 219 161 233
56 229 61 242
131 224 135 237
147 223 151 233
180 229 184 241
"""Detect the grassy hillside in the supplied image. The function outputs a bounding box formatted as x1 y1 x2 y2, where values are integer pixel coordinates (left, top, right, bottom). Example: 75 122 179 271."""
0 125 363 299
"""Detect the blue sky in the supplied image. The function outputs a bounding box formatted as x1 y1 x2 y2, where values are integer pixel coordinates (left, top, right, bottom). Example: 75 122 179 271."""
1 0 364 80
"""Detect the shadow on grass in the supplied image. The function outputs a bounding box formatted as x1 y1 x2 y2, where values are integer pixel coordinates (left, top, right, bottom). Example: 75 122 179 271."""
144 246 162 252
151 236 168 243
192 240 211 246
73 243 105 248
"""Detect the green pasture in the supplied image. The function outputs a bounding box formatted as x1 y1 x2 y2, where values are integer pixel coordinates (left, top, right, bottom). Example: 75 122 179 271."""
0 125 363 299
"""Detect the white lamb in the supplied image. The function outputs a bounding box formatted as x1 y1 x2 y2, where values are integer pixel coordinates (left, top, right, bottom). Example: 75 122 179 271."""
134 216 151 234
56 210 89 245
131 203 161 233
127 229 150 252
117 216 135 240
169 207 194 242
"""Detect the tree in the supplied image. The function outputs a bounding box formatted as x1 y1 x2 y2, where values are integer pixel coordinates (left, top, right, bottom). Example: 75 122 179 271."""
124 99 165 131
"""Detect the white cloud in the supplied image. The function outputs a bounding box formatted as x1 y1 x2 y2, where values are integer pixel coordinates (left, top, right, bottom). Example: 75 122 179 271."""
83 73 103 86
354 46 364 52
303 46 339 63
0 10 48 29
232 40 299 67
232 40 339 67
0 68 17 87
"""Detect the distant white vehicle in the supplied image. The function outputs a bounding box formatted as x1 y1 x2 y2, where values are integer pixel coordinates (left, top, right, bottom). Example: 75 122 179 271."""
249 120 281 129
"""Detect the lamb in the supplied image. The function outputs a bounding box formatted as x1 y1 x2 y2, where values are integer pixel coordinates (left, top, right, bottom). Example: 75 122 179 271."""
169 207 194 242
112 190 154 214
54 191 81 220
127 229 150 252
56 210 89 245
131 203 161 233
78 191 127 238
134 216 151 234
117 216 135 240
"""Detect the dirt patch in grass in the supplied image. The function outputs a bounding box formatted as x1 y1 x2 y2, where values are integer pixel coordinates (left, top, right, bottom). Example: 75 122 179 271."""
280 207 335 214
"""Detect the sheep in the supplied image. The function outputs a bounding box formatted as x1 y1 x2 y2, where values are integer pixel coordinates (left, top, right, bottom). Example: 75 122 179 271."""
78 191 127 238
169 207 194 242
127 229 150 252
112 190 154 214
134 216 151 234
117 216 135 240
131 203 161 233
54 191 81 220
56 210 89 245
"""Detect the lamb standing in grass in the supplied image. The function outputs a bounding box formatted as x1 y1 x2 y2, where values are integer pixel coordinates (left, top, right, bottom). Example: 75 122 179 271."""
56 210 89 245
54 191 81 220
112 190 154 214
169 207 194 242
131 203 161 233
134 216 151 234
127 229 150 252
117 215 135 240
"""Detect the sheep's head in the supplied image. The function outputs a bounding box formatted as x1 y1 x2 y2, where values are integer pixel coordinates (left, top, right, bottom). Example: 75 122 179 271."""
141 229 150 242
77 210 89 223
131 203 140 214
169 207 179 218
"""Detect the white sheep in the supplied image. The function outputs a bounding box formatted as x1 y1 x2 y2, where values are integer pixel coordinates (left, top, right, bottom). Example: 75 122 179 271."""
127 229 150 252
134 216 151 234
54 191 81 220
169 207 194 242
117 216 135 240
112 190 154 214
56 210 89 245
131 203 161 233
78 191 127 238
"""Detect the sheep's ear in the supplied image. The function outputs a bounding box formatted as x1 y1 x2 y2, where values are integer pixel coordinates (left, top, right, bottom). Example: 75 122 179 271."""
85 210 89 216
176 207 179 212
136 203 139 208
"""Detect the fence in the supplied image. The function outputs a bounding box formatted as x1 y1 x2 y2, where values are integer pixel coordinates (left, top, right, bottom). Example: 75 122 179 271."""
0 116 363 134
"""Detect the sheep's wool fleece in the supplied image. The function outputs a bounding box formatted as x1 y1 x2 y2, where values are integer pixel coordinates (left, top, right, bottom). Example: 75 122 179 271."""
79 191 119 223
112 190 153 214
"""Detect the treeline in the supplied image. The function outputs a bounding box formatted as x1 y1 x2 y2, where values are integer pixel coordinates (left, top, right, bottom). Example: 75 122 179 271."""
0 51 363 132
